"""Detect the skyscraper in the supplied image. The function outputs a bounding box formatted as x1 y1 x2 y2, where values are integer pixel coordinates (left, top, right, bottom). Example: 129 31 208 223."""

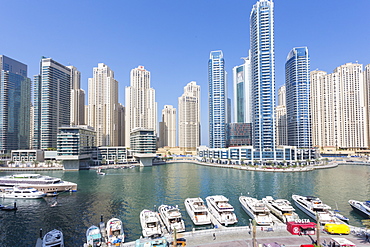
33 57 71 149
285 47 311 148
233 57 251 123
311 63 368 149
208 50 227 148
0 55 31 152
125 66 157 147
250 0 276 158
87 63 120 146
68 66 85 126
178 81 200 149
159 105 176 148
276 85 287 146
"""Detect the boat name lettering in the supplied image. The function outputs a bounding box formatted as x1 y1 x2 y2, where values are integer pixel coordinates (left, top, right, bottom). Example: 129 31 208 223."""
294 219 310 223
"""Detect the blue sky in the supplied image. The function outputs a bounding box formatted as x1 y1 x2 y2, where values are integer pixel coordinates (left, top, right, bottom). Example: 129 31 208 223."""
2 0 370 145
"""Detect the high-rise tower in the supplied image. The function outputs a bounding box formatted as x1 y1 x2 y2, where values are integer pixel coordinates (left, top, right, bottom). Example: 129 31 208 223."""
0 55 31 152
250 0 276 158
178 81 201 149
285 47 311 148
159 105 176 148
33 57 71 149
125 66 157 147
87 63 120 146
233 57 251 124
208 50 227 148
68 66 85 126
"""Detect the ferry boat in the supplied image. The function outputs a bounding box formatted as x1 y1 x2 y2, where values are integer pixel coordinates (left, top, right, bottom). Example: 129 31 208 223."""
262 196 300 223
292 194 340 225
184 197 211 225
239 196 273 226
85 225 102 247
140 209 163 238
348 199 370 217
35 229 64 247
1 187 46 199
205 195 238 226
0 174 77 193
135 237 168 247
158 205 185 233
106 218 124 246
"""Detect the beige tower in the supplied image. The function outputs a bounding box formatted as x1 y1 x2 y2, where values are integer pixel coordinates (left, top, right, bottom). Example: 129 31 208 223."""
159 105 176 148
276 85 287 146
178 81 200 149
125 66 157 147
87 63 120 146
68 65 85 126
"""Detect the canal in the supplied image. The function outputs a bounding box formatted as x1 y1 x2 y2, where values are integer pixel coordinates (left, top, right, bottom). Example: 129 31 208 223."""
0 163 369 246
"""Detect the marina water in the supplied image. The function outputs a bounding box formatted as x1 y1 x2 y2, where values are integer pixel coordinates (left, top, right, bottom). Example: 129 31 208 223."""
0 163 369 246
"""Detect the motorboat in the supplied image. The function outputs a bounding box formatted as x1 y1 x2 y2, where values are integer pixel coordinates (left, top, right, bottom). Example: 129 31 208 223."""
1 202 17 211
184 197 211 225
330 210 349 222
0 174 77 193
135 237 168 247
97 168 105 176
140 209 163 238
349 199 370 217
39 229 64 247
158 204 185 233
205 195 238 226
239 196 273 226
106 218 124 246
85 225 102 247
292 194 341 225
1 187 46 199
262 196 300 223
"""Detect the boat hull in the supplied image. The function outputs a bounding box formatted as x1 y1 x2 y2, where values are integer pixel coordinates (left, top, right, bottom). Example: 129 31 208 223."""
349 200 370 217
239 196 272 226
140 209 163 238
184 198 211 225
206 196 237 226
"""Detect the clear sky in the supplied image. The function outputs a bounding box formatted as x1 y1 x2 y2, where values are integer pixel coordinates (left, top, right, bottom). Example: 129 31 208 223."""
1 0 370 146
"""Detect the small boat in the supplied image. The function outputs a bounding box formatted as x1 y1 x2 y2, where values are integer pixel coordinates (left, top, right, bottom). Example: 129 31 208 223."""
97 168 105 176
239 196 273 226
140 209 163 238
1 202 17 211
85 225 102 247
135 236 168 247
184 197 211 225
1 187 46 199
46 192 59 197
262 196 300 223
106 218 124 246
331 210 349 222
41 229 64 247
349 200 370 217
205 195 238 226
158 204 186 233
292 194 341 225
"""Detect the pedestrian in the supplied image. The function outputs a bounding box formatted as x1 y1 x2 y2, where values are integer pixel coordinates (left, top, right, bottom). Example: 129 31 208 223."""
213 233 216 240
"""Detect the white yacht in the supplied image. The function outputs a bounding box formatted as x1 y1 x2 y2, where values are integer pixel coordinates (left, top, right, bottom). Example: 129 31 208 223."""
239 196 273 226
292 194 340 225
205 195 238 226
85 225 102 247
106 218 124 246
1 187 46 199
158 204 186 233
39 229 64 247
184 197 211 225
262 196 300 223
349 200 370 217
0 174 77 193
140 209 163 238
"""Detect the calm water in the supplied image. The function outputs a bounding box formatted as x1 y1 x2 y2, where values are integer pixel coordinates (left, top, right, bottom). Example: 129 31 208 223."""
0 163 369 246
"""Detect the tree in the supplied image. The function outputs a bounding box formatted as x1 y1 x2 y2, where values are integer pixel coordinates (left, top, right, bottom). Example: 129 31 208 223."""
101 158 107 165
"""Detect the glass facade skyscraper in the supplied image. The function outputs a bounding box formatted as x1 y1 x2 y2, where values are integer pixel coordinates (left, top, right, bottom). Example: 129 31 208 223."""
285 47 311 148
233 57 251 124
250 0 276 159
208 50 227 148
0 55 31 152
33 57 71 149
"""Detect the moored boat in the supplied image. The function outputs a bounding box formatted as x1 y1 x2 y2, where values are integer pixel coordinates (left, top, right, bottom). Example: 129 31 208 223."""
35 229 64 247
1 187 46 199
140 209 163 238
239 196 273 226
184 197 211 225
205 195 237 226
135 237 168 247
85 225 102 247
106 218 124 246
348 199 370 217
158 204 185 233
262 196 300 223
292 194 341 225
